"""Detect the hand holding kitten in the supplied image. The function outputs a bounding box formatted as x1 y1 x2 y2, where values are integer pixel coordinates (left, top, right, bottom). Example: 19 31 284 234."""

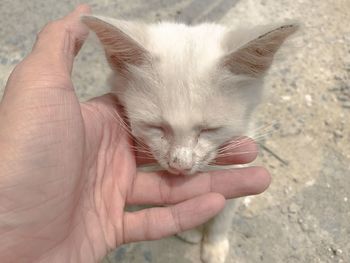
0 5 270 263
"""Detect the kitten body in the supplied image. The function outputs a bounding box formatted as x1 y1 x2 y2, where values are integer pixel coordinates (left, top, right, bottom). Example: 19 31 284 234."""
82 16 297 263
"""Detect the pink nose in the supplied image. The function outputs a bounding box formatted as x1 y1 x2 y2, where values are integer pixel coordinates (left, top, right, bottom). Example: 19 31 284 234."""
168 157 192 174
168 146 194 174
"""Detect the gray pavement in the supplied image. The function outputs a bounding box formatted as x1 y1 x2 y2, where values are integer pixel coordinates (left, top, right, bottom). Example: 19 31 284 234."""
1 0 349 262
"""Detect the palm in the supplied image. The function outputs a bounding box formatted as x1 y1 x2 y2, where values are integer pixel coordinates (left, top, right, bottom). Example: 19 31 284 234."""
1 77 134 261
79 97 138 251
43 92 140 260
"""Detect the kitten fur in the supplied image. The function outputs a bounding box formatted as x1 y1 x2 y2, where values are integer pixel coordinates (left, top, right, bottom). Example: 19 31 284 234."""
82 15 297 263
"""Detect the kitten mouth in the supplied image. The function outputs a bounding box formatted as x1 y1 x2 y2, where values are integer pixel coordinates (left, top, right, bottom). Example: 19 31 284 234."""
167 167 180 175
177 168 196 176
178 168 193 176
166 166 194 176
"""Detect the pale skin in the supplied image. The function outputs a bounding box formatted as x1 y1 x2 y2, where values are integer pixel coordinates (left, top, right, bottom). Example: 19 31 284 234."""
0 5 271 263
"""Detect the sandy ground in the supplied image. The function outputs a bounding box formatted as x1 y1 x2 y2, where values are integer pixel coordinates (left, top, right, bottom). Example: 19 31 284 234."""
0 0 349 262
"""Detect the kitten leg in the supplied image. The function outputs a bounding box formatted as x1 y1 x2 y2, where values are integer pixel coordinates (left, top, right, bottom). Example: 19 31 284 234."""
201 200 239 263
177 226 203 244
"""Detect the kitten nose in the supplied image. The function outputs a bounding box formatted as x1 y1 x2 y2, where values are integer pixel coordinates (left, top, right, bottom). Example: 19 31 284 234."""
169 157 192 169
169 148 193 173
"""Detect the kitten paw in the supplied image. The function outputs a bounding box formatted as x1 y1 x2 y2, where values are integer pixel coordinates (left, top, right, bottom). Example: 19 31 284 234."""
201 238 229 263
176 228 203 244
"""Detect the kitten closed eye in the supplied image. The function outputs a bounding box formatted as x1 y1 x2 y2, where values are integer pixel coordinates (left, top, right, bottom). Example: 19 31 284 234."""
200 127 222 133
144 125 165 135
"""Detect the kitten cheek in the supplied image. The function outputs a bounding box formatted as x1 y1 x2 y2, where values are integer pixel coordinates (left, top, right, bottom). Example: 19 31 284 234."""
149 138 170 164
201 151 217 169
191 148 215 172
145 129 163 138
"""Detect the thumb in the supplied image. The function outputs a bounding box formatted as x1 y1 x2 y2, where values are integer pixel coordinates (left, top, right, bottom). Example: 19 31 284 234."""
0 5 92 123
2 5 91 101
31 4 91 74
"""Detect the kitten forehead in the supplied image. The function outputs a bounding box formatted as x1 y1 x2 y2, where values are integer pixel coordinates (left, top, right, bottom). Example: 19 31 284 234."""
146 23 227 79
147 23 227 60
131 23 230 126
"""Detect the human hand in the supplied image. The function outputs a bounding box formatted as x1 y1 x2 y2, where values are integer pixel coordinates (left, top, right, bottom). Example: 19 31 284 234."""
0 5 270 263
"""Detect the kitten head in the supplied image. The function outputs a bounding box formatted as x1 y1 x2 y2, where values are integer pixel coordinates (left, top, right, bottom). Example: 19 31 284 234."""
82 16 297 175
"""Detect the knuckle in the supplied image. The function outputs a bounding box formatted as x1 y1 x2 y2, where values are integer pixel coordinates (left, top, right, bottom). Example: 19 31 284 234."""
46 20 65 31
170 206 183 234
143 209 154 240
158 173 173 204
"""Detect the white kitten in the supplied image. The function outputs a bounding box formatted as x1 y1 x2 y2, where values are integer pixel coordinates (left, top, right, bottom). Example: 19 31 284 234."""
82 16 297 263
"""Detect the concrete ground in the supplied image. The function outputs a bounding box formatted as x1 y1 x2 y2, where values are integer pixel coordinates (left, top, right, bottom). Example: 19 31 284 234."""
1 0 349 262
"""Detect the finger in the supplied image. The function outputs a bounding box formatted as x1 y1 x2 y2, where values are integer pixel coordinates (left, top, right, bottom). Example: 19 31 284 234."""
127 167 271 205
31 4 91 74
215 136 258 164
123 193 225 243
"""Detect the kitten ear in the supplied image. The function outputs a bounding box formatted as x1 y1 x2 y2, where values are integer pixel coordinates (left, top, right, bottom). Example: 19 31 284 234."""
81 15 149 73
222 24 298 77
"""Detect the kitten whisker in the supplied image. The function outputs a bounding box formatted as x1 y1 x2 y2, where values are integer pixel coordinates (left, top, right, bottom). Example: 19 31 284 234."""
217 123 276 154
215 150 259 157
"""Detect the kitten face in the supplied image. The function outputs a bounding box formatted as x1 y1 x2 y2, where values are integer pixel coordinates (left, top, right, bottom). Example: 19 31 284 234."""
122 65 259 175
82 16 297 175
